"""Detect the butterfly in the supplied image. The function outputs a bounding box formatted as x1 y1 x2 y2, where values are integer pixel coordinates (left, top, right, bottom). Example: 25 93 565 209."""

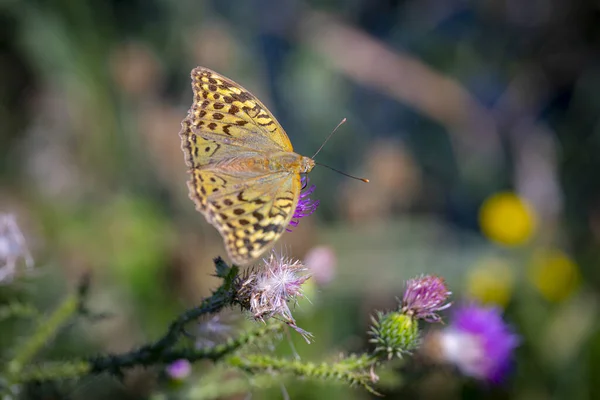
179 67 315 265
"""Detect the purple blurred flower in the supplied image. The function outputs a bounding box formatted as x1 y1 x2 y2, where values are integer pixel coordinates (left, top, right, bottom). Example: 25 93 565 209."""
0 214 33 284
288 177 319 231
304 246 337 285
401 275 451 322
236 252 312 342
439 304 519 383
166 359 191 380
196 314 234 348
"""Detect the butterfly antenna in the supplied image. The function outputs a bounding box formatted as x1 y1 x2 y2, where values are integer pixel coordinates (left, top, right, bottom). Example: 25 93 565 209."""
315 162 369 183
311 118 347 159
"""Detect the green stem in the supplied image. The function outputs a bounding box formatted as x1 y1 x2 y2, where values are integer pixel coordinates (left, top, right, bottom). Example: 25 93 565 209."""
6 294 79 379
226 354 379 395
14 362 91 383
0 302 39 321
162 322 285 362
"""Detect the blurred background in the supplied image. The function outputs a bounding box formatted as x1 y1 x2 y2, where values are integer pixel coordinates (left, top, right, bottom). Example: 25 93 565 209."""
1 0 599 399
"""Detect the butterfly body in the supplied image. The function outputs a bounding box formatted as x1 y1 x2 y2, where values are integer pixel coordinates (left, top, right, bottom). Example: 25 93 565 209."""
203 151 313 176
180 67 316 265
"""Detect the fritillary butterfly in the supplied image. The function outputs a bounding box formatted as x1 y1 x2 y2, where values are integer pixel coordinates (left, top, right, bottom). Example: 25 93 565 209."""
180 67 315 265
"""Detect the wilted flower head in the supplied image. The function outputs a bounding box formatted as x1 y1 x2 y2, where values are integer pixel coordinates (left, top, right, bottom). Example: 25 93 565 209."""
236 252 312 342
0 214 34 284
288 177 319 231
436 303 519 383
401 275 451 322
166 359 191 380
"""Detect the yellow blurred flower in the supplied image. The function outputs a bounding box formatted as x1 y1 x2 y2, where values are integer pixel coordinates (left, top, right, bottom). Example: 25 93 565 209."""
466 257 515 307
529 249 580 302
479 192 537 246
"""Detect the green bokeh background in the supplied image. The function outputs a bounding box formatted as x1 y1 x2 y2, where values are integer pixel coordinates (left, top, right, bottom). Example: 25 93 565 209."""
1 1 600 399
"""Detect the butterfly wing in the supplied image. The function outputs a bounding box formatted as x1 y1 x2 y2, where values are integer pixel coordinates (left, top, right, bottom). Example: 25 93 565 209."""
180 67 302 264
188 168 301 265
180 67 293 170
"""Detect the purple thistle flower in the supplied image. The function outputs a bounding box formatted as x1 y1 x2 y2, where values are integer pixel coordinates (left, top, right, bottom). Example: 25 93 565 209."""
166 359 191 380
440 303 519 383
287 177 319 231
401 275 451 322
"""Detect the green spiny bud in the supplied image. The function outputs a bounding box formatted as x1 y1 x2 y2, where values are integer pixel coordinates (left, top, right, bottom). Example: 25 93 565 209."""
369 311 420 360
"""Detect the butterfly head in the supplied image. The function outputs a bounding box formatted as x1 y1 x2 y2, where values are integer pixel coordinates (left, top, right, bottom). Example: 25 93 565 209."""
301 156 316 174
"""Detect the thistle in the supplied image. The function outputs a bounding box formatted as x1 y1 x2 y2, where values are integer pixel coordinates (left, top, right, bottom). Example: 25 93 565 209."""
369 274 452 360
401 275 452 322
236 252 313 342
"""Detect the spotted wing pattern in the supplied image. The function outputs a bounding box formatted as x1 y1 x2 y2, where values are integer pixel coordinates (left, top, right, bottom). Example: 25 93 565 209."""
179 67 301 264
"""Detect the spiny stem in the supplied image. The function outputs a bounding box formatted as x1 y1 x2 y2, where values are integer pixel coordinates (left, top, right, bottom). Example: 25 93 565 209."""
226 354 380 395
9 320 286 383
88 320 283 374
164 322 284 362
89 295 234 373
12 322 284 384
161 322 285 362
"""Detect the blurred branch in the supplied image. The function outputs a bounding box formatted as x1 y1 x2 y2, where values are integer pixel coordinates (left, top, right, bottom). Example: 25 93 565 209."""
88 319 281 376
299 10 502 172
493 68 563 221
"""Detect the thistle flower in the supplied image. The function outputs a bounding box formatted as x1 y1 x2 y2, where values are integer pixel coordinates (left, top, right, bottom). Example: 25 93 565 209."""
0 214 34 284
401 275 451 322
288 177 319 230
436 303 519 383
166 359 191 380
236 252 312 342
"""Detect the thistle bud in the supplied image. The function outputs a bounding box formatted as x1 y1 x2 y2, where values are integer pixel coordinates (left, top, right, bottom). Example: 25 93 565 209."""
369 311 420 360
